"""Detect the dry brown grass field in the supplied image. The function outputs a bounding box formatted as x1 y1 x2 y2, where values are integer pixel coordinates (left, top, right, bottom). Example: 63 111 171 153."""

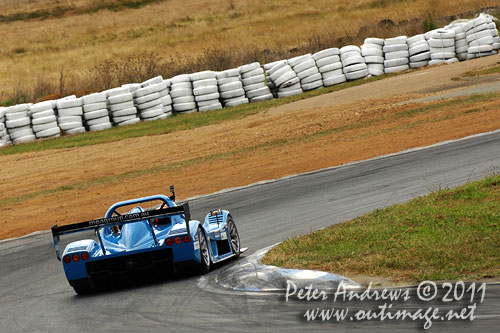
0 0 498 103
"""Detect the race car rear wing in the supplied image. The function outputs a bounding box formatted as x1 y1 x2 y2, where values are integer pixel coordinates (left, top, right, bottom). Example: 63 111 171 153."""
51 203 191 261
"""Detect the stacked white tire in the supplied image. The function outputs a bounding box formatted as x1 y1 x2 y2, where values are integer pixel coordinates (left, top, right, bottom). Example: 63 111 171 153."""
408 34 431 68
340 46 369 80
263 61 281 97
170 75 197 114
383 36 410 73
288 55 323 91
30 100 61 139
191 71 222 112
141 76 163 87
361 38 385 76
217 69 248 107
240 63 273 102
134 80 169 121
0 108 9 146
464 16 497 59
313 48 346 86
160 80 173 117
267 61 302 98
447 23 469 61
428 29 458 65
106 88 140 126
143 77 172 118
82 93 112 131
0 123 7 146
121 83 141 93
5 104 36 144
489 20 500 52
490 21 500 52
56 97 85 135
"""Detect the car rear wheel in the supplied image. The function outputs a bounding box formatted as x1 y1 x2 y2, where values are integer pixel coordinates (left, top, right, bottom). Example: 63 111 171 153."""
197 228 211 274
227 217 240 257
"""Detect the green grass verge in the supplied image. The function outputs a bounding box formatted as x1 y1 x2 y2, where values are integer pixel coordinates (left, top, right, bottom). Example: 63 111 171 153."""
263 175 500 282
0 72 400 156
463 62 500 77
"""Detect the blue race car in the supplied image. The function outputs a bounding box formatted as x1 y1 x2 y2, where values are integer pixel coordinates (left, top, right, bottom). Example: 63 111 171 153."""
51 186 241 294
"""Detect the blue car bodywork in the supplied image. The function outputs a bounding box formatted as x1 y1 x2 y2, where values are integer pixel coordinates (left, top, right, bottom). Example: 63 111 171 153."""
52 194 241 294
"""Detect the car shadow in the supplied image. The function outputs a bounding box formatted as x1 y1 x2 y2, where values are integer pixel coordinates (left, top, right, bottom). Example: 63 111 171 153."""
72 255 244 297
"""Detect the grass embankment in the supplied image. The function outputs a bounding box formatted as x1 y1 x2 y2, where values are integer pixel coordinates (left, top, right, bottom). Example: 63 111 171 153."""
0 72 397 155
1 0 498 102
0 0 166 22
263 175 500 283
463 62 500 77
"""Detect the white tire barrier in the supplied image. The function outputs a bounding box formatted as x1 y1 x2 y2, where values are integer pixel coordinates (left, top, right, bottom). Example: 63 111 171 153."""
32 120 57 132
107 87 140 125
172 95 195 104
37 127 60 138
313 48 345 86
266 61 303 98
427 29 459 65
0 13 498 149
31 112 57 125
6 110 29 121
55 97 84 135
65 127 86 135
141 75 163 87
409 41 430 56
0 113 9 146
56 98 82 110
83 109 108 121
367 63 384 76
135 76 170 119
384 36 410 73
316 55 340 68
82 92 106 105
448 21 469 61
82 102 107 113
242 81 266 93
173 102 197 113
29 100 54 113
171 74 197 114
4 104 36 143
159 79 173 117
362 38 384 76
193 78 217 89
89 123 112 132
195 92 220 102
80 91 111 130
340 46 368 80
464 14 498 59
13 134 37 144
239 62 273 101
191 71 221 112
289 54 323 91
264 61 280 95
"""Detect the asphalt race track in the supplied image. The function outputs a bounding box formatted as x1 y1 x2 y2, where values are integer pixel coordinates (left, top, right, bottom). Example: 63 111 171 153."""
1 130 500 332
